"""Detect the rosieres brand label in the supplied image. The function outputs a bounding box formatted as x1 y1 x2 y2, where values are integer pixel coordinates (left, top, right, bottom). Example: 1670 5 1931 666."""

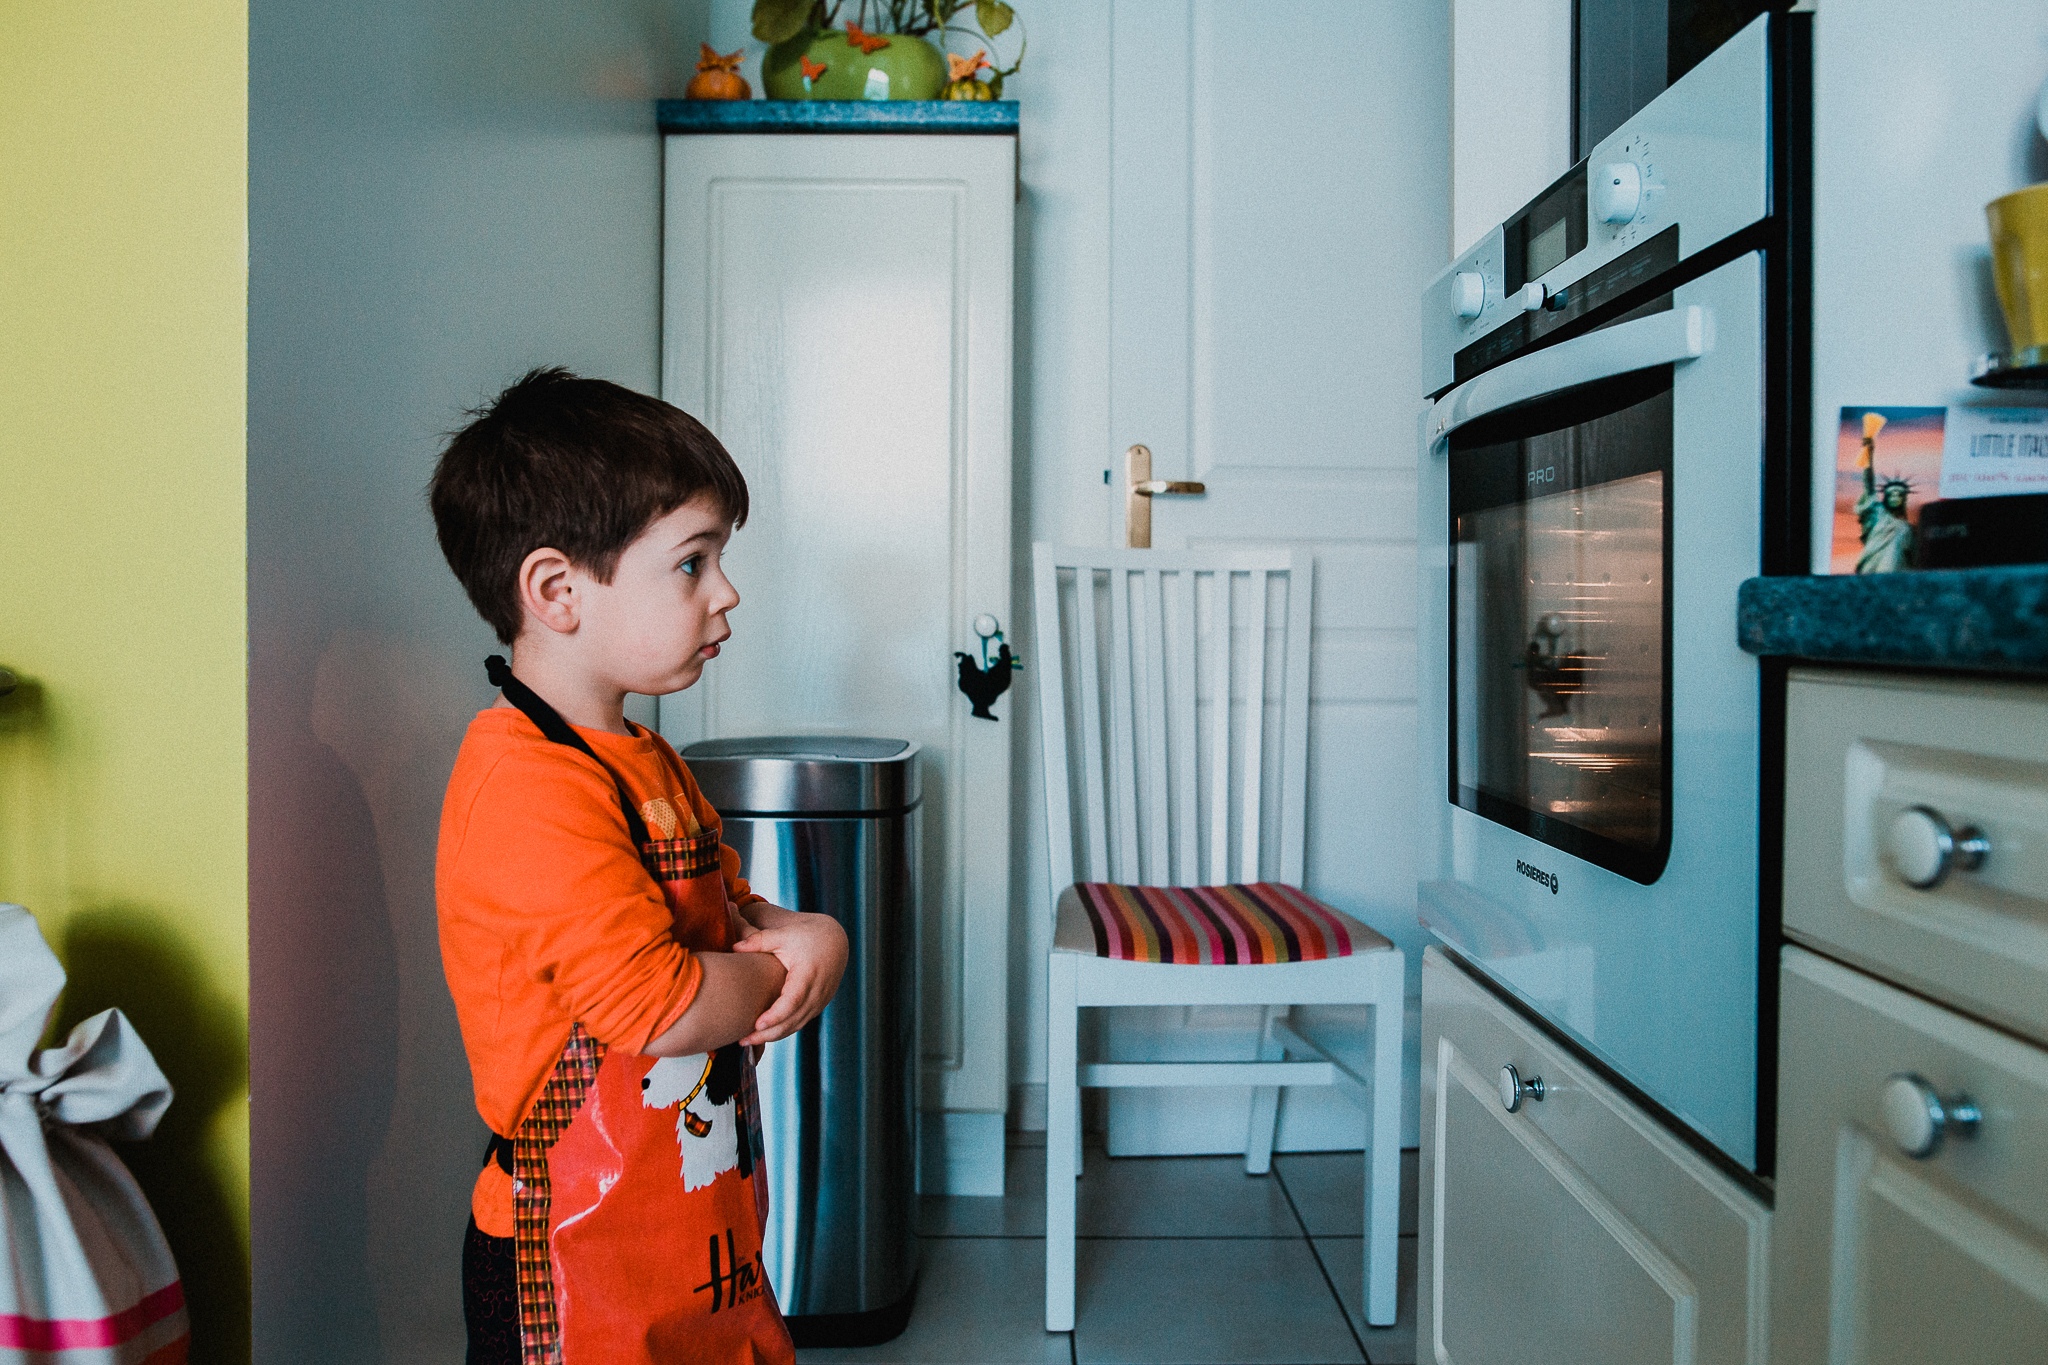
1516 859 1560 894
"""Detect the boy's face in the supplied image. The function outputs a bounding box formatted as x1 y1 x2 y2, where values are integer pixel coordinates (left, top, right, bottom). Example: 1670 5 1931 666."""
573 494 739 696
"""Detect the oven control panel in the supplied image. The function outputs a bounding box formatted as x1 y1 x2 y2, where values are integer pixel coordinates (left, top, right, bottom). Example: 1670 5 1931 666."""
1421 13 1772 397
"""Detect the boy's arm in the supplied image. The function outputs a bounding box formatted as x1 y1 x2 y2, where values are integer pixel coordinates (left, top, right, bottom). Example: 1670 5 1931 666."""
641 951 787 1057
732 903 849 1046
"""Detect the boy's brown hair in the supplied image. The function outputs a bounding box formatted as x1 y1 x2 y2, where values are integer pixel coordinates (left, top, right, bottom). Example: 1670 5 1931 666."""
429 367 749 644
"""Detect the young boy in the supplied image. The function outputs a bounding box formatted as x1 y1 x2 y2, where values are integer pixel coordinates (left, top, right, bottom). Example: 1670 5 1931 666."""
430 368 846 1365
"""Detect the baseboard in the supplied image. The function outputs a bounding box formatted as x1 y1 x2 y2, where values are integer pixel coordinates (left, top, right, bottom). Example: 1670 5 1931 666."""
917 1109 1005 1196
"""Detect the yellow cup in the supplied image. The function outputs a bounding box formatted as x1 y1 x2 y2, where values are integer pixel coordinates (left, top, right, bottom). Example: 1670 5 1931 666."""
1987 182 2048 354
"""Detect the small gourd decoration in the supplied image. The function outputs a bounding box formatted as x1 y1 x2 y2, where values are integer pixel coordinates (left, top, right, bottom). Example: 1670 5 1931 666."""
943 49 994 101
686 43 751 101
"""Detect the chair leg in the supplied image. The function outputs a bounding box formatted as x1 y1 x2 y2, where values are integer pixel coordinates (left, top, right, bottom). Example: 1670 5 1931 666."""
1365 964 1404 1327
1244 1006 1284 1175
1046 954 1080 1333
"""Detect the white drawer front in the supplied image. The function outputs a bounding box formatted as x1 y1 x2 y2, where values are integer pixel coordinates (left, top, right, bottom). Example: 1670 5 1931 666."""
1419 949 1768 1365
1784 670 2048 1046
1775 946 2048 1364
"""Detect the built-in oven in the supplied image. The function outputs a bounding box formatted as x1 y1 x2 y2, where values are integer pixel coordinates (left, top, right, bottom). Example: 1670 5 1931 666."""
1572 0 1785 159
1417 13 1805 1181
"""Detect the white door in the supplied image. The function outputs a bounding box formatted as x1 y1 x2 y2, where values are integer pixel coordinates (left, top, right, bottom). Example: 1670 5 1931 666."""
661 132 1015 1193
1775 946 2048 1364
1096 0 1448 1153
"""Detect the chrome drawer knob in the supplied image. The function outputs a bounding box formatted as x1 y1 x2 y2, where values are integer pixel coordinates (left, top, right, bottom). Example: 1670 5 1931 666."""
1887 805 1989 890
1880 1072 1981 1159
1499 1063 1545 1113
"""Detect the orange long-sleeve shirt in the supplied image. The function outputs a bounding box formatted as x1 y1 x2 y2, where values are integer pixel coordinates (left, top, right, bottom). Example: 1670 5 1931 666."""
436 706 761 1135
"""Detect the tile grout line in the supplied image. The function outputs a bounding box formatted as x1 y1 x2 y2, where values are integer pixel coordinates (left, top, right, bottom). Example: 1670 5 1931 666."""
1273 1163 1372 1365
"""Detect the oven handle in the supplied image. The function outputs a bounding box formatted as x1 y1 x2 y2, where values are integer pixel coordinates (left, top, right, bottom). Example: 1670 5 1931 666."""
1426 304 1707 447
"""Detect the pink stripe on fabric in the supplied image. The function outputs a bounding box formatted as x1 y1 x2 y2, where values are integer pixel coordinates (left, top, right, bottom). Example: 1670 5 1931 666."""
1256 882 1353 956
0 1282 186 1351
1180 889 1227 964
1078 884 1130 959
1187 886 1259 964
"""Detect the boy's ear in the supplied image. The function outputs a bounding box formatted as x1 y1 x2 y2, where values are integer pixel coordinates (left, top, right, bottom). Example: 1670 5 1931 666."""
516 546 581 636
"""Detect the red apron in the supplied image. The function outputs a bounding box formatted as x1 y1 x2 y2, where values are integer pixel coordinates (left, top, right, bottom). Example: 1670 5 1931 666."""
489 659 792 1365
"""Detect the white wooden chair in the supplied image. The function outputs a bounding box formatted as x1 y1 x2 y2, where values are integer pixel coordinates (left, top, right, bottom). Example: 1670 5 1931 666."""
1032 543 1404 1332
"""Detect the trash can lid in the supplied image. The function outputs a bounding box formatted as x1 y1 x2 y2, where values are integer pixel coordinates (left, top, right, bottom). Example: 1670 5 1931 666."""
681 735 920 815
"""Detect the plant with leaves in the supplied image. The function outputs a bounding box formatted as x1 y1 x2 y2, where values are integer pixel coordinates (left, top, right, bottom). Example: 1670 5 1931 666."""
753 0 1023 93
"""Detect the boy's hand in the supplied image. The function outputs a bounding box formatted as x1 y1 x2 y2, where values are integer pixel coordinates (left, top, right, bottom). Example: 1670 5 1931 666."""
727 899 761 945
731 910 848 1046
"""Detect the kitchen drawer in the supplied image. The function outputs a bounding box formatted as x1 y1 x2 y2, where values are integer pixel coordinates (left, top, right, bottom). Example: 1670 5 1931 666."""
1783 669 2048 1046
1775 945 2048 1363
1418 948 1768 1365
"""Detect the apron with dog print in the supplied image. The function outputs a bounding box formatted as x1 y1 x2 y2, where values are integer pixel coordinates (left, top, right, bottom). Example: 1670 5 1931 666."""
478 658 790 1365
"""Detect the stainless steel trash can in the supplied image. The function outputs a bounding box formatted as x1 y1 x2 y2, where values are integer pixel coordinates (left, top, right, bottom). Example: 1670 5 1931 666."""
683 736 920 1347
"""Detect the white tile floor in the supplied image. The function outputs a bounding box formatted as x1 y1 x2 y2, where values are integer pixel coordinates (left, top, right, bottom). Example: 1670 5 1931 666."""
795 1138 1419 1365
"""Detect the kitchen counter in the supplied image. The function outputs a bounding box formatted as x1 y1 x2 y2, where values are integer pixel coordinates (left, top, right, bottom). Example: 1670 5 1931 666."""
1737 566 2048 675
656 99 1017 135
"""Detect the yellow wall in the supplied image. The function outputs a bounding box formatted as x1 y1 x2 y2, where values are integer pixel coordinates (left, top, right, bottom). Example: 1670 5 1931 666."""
0 3 250 1359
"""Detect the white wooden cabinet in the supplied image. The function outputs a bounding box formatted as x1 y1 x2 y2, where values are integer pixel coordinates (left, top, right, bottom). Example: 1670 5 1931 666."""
1773 668 2048 1361
1420 948 1769 1365
1775 945 2048 1363
1782 670 2048 1044
661 131 1015 1193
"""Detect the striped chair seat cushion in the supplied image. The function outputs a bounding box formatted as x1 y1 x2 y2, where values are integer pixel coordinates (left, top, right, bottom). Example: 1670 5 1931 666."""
1060 882 1388 965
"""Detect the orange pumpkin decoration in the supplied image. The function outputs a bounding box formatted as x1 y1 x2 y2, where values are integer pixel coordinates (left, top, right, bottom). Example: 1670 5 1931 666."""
944 48 993 100
686 43 751 101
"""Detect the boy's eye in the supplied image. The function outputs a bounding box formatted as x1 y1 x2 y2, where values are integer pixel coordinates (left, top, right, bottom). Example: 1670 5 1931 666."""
680 555 703 577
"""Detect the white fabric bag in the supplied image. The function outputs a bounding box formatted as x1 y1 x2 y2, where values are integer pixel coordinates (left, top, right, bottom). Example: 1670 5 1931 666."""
0 903 188 1364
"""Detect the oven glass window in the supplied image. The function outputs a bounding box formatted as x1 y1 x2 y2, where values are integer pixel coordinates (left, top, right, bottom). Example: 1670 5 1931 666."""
1449 366 1673 884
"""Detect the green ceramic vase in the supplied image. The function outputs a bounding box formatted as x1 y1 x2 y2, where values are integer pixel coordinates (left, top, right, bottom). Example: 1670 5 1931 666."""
762 30 946 101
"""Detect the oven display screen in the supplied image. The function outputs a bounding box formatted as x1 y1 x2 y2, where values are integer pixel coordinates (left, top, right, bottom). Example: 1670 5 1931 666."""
1504 166 1590 296
1448 365 1673 884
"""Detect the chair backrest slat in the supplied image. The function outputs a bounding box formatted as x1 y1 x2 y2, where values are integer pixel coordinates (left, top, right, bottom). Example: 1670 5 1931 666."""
1030 547 1077 892
1238 568 1269 881
1206 569 1233 884
1137 569 1172 885
1169 568 1201 885
1106 563 1141 880
1071 562 1110 882
1278 560 1315 883
1033 544 1313 911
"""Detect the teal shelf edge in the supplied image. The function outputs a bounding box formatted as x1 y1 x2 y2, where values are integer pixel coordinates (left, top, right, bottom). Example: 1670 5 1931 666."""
656 99 1018 134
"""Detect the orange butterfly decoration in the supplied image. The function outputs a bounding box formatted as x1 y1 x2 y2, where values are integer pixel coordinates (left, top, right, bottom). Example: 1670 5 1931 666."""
845 22 891 54
947 49 991 81
696 42 745 73
800 55 828 81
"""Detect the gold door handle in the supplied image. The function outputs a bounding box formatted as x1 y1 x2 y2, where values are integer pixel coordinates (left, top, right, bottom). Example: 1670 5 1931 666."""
1124 445 1207 548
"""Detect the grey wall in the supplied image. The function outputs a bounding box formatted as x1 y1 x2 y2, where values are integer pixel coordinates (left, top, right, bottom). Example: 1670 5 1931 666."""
248 2 706 1358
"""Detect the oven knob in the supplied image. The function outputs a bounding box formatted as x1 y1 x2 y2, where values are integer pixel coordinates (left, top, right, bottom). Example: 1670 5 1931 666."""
1516 282 1547 313
1594 161 1643 225
1453 271 1486 320
1887 805 1989 889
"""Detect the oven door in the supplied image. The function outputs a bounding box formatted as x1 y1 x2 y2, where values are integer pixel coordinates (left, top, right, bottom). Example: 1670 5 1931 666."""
1417 251 1767 1170
1449 346 1676 886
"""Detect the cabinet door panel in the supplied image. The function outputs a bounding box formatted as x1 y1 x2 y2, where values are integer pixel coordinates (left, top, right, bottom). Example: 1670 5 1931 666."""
1438 1051 1691 1365
1421 948 1768 1365
1783 670 2048 1046
662 134 1015 1187
1775 946 2048 1364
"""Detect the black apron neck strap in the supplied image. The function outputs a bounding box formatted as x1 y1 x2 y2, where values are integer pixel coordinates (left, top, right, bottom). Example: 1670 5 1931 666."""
485 655 653 847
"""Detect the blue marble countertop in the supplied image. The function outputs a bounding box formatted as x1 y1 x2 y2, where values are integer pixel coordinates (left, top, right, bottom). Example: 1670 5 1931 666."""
657 99 1018 134
1737 567 2048 674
